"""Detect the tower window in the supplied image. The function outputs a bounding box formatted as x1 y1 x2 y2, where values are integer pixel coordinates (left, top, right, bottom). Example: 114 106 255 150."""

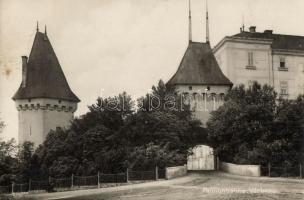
192 92 197 100
202 93 206 100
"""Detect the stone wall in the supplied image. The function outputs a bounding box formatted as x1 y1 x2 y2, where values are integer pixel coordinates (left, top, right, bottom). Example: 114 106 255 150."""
165 165 187 180
220 162 261 177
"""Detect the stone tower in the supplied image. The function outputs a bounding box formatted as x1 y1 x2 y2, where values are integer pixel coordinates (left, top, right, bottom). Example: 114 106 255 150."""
167 0 232 125
12 27 80 146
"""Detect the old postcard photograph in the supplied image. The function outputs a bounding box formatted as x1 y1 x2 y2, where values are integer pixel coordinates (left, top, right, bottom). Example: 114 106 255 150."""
0 0 303 199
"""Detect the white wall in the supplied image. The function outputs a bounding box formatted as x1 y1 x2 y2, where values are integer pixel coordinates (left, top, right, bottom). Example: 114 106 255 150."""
165 165 187 179
175 85 230 125
214 39 304 99
273 54 304 99
214 41 272 88
15 98 77 146
220 162 261 177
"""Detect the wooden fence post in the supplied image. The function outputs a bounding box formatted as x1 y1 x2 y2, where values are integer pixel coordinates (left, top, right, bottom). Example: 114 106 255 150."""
97 171 100 188
115 173 118 186
268 163 271 177
29 179 31 192
11 182 14 195
126 168 129 183
155 166 158 180
300 163 303 179
71 174 74 189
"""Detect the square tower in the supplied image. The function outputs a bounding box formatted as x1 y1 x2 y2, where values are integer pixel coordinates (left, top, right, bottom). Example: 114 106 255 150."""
12 28 80 146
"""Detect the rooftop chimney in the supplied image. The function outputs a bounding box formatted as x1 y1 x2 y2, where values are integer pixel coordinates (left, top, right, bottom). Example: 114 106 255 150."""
249 26 256 33
264 30 273 34
21 56 28 88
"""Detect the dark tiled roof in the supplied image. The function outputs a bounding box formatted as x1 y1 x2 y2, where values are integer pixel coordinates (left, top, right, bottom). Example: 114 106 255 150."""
232 31 304 51
12 31 80 102
167 42 232 86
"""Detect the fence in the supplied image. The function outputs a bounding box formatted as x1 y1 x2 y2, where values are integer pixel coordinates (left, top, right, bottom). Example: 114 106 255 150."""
261 163 303 178
0 167 166 195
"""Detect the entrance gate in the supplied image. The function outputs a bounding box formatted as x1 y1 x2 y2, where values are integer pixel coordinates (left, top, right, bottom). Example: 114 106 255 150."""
187 145 215 170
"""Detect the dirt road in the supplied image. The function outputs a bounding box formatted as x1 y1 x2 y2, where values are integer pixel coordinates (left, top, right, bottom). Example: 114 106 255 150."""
16 172 304 200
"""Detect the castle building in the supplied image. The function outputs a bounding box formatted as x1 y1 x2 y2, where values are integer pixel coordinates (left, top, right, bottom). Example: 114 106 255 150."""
12 26 80 146
167 0 232 125
213 26 304 99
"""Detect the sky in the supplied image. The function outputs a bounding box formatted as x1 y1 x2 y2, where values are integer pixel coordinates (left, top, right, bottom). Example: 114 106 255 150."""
1 0 304 141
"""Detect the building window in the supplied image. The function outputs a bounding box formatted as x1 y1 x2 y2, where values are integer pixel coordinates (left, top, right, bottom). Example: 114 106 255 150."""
246 52 256 69
278 57 288 71
279 81 288 96
189 86 192 90
219 93 225 101
280 57 285 68
248 52 254 66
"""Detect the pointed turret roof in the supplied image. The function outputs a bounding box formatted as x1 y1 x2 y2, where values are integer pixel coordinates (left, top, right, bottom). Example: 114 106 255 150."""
12 31 80 102
167 42 232 86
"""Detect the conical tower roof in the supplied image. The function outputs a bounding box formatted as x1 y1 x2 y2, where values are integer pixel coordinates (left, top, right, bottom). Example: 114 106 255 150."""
167 41 232 86
12 31 80 102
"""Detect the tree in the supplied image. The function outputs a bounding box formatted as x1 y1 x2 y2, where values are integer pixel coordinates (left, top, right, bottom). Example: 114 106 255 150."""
35 92 135 176
14 142 36 182
119 80 206 169
207 82 304 169
0 118 18 185
207 82 277 164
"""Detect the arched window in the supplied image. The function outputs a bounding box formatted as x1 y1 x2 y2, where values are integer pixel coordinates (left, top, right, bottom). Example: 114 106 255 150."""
202 93 206 100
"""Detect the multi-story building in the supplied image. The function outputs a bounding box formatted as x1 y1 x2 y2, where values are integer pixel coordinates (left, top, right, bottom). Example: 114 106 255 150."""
213 26 304 99
12 26 80 146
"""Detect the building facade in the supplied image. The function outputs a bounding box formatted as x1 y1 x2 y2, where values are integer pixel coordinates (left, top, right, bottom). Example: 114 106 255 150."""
12 28 80 146
213 26 304 99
